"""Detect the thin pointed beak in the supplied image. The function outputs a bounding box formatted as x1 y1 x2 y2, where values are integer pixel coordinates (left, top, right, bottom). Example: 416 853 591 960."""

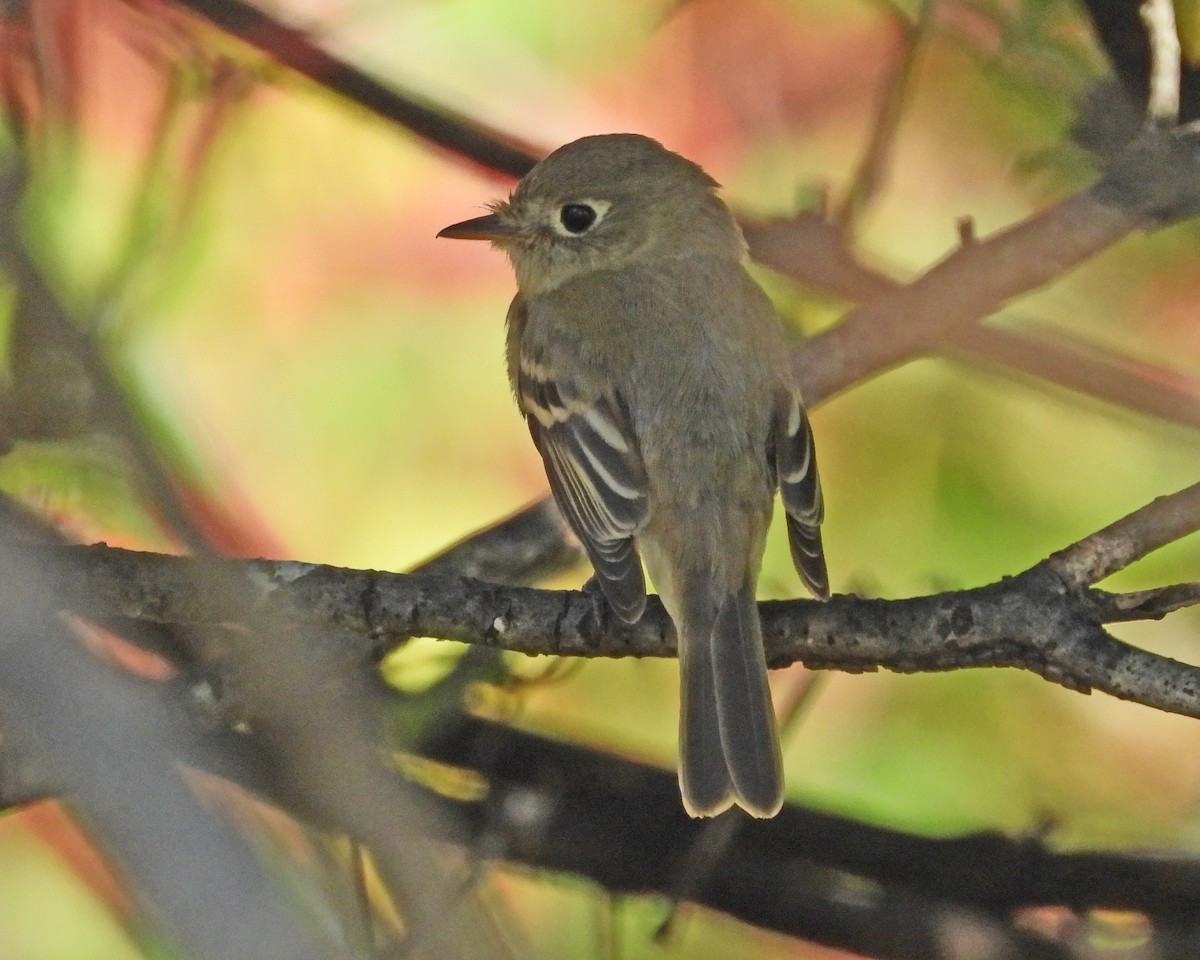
437 213 519 241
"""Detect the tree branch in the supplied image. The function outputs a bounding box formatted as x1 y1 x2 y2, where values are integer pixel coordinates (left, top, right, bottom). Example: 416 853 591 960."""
36 477 1200 719
1091 583 1200 622
6 675 1195 959
418 715 1200 917
943 323 1200 432
1046 481 1200 585
146 0 1200 418
792 190 1145 405
151 0 540 179
412 497 581 585
743 211 1200 431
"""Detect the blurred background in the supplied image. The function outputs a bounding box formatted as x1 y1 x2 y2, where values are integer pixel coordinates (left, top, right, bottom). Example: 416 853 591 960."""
2 0 1200 957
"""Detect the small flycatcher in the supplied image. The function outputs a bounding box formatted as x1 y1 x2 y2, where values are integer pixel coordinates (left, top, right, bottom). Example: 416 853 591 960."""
439 134 828 818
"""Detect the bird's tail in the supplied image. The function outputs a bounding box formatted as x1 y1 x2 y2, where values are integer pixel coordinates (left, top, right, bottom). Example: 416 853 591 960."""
677 580 784 818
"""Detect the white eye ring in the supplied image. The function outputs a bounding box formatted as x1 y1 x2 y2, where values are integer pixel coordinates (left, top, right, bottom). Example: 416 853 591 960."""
551 199 611 237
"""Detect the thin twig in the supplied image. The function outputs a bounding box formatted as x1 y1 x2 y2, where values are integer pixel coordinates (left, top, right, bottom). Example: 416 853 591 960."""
1046 481 1200 586
1090 583 1200 622
834 0 936 231
944 323 1200 432
149 0 540 179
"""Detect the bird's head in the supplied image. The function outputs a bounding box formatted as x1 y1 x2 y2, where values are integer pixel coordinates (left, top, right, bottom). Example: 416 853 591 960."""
438 134 744 294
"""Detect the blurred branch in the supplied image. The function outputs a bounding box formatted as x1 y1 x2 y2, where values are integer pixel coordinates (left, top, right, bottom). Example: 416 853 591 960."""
32 478 1200 719
943 324 1200 431
742 212 898 301
419 715 1200 923
744 213 1200 432
202 593 502 960
144 0 1200 417
10 695 1200 959
326 733 1079 960
4 647 1198 960
6 660 1200 960
0 707 1124 960
791 127 1200 404
412 497 581 584
0 490 67 542
0 544 339 960
140 0 540 179
833 0 936 231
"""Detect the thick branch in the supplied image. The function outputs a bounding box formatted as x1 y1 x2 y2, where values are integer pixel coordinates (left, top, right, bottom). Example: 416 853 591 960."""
419 715 1200 917
40 507 1200 719
3 674 1188 957
0 701 1104 960
423 717 1076 960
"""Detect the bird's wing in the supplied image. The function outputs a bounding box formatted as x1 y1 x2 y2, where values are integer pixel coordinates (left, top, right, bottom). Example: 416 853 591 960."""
517 344 650 623
773 389 829 599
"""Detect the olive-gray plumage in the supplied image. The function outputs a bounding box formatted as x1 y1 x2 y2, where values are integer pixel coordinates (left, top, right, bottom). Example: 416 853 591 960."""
438 133 828 817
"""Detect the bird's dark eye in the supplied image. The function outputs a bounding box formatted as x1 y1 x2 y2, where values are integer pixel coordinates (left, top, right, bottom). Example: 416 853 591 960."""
559 204 597 234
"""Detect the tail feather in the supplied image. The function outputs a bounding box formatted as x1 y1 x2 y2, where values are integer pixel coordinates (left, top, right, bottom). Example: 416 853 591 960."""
711 587 784 817
678 625 735 816
677 582 783 819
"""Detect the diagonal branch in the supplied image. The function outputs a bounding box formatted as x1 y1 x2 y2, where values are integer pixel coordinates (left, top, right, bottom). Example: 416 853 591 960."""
1046 480 1200 586
745 213 1200 432
943 323 1200 432
833 0 936 231
152 0 539 178
150 0 1200 419
0 159 212 553
792 191 1145 404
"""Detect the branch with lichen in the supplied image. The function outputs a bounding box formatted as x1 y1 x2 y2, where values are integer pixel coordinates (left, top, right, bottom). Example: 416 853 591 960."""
34 479 1200 718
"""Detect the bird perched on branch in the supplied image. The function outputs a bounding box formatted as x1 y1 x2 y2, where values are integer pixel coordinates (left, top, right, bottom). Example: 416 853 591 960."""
439 133 829 818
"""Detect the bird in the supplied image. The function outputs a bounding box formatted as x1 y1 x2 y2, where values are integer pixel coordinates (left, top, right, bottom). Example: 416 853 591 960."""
438 133 828 818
